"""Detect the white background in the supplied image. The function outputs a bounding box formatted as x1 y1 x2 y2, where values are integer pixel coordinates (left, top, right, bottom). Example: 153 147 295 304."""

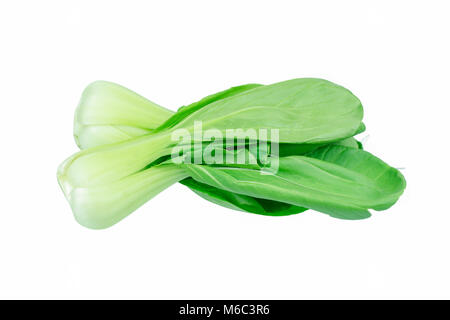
1 0 449 299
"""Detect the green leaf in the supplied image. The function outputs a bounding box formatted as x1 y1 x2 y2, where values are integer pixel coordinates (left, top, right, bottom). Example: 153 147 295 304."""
179 178 306 216
173 78 363 144
183 145 405 220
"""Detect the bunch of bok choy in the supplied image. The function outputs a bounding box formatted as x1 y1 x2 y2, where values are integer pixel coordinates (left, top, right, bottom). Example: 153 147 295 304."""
58 78 405 229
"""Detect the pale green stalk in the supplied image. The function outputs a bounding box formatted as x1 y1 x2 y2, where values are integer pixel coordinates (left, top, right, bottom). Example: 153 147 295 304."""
58 163 187 229
74 81 173 149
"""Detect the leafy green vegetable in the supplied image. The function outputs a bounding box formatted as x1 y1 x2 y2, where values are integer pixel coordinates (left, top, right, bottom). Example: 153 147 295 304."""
57 78 405 229
59 142 404 228
69 79 364 218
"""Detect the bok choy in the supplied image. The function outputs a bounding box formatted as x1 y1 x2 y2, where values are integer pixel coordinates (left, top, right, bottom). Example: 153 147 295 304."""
58 78 405 229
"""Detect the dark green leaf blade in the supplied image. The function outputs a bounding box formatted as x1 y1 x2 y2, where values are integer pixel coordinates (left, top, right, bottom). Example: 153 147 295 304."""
183 145 405 219
180 178 307 216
